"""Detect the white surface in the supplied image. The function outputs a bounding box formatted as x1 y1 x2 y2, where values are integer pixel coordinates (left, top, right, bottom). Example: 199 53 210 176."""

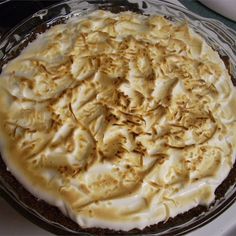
188 202 236 236
0 196 52 236
199 0 236 21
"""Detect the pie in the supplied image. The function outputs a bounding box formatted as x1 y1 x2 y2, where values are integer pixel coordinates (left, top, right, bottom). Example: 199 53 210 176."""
0 10 236 232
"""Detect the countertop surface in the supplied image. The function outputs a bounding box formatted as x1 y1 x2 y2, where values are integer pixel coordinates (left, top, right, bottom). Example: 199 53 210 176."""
0 0 235 235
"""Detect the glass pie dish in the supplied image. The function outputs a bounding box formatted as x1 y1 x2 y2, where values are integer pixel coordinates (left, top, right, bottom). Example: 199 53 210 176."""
0 0 236 235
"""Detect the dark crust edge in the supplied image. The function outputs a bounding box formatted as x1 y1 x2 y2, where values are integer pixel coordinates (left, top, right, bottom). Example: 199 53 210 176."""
0 13 236 236
1 154 236 235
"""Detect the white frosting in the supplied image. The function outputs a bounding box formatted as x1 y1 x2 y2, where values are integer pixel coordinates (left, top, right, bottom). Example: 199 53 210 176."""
0 10 236 231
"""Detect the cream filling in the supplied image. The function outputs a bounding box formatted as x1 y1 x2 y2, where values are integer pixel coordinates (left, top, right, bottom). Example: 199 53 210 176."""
0 10 236 231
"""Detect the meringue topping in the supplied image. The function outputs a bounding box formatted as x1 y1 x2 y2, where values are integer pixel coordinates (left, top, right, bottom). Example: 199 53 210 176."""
0 10 236 231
